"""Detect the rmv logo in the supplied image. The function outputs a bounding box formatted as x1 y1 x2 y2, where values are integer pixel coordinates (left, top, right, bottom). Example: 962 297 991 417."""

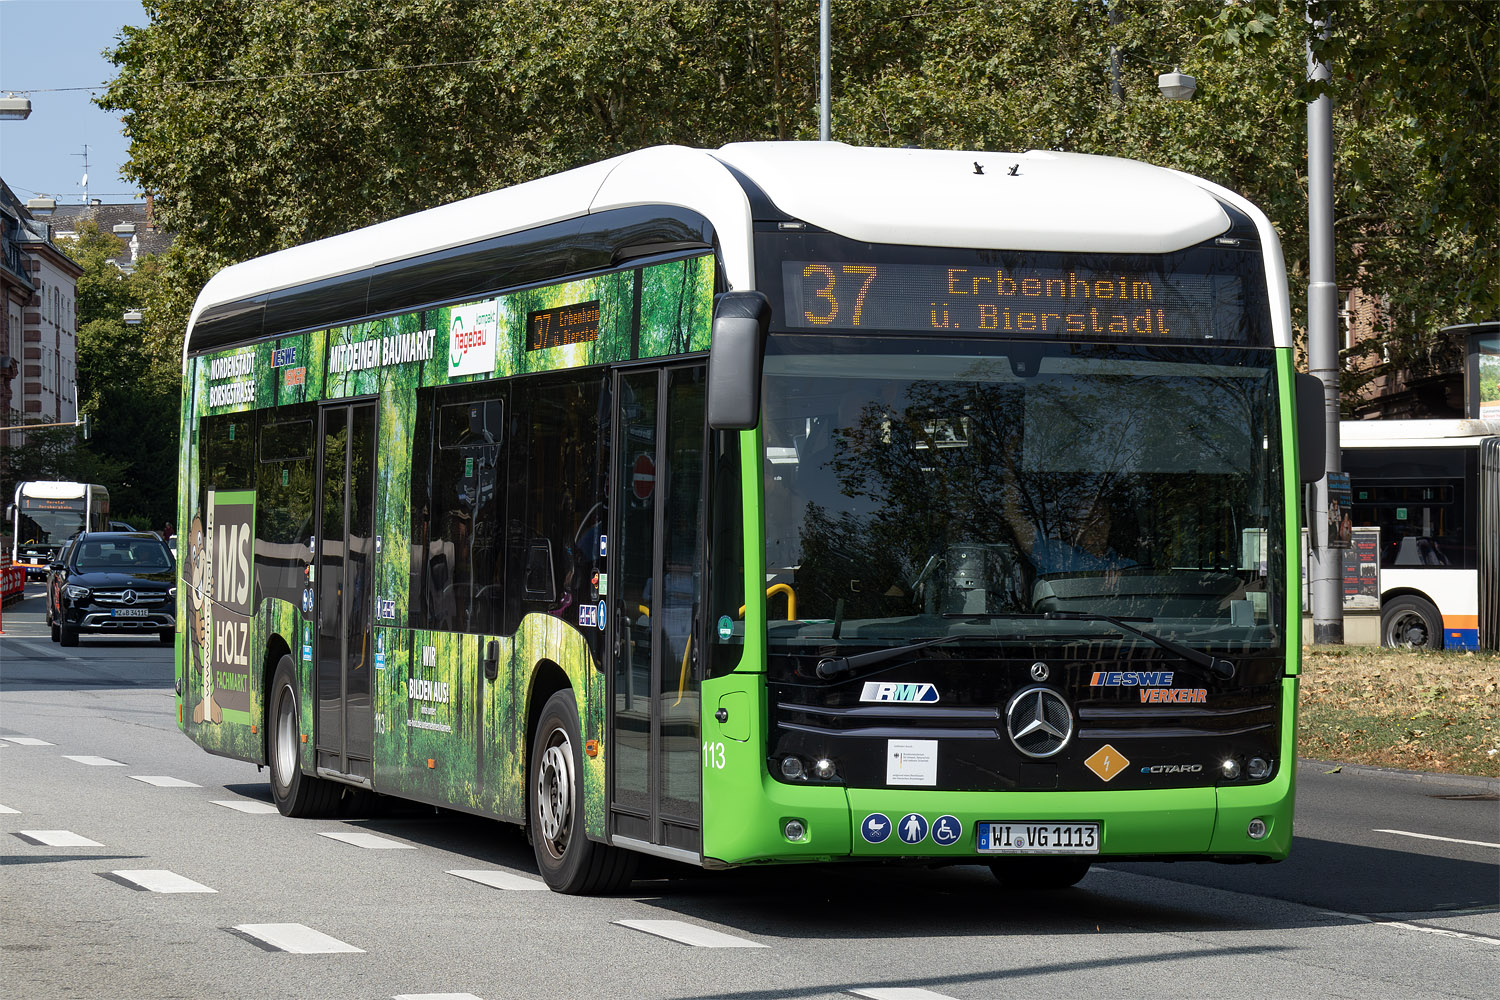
860 682 940 703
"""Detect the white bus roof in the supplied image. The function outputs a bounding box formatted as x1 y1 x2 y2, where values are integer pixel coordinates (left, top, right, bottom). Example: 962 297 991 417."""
187 142 1287 355
18 481 90 499
1341 418 1500 448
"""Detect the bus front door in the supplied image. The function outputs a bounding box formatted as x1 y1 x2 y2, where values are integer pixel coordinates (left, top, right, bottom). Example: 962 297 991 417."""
609 365 706 860
313 401 377 784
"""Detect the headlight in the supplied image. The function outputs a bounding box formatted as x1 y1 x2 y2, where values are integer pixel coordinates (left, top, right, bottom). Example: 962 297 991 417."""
64 585 90 600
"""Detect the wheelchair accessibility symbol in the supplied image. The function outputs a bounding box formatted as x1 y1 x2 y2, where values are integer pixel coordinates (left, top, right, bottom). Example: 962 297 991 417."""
931 814 963 846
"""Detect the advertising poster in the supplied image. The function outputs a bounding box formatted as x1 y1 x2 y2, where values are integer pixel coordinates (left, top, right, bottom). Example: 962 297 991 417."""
1341 527 1380 610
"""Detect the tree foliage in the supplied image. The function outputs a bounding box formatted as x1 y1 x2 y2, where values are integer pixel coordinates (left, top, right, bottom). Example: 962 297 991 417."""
98 0 1497 407
49 221 179 529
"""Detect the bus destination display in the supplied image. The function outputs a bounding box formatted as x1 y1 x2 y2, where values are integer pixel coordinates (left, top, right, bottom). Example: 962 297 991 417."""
527 300 601 351
783 261 1247 342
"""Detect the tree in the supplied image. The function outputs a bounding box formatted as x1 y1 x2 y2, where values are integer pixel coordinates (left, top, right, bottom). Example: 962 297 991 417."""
98 1 1496 402
52 221 179 530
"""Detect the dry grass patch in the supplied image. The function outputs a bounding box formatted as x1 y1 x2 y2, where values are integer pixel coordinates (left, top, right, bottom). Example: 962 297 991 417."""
1299 646 1500 777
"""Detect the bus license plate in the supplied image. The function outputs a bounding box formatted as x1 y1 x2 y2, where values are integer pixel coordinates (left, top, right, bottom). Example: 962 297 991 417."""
977 822 1099 854
113 608 150 617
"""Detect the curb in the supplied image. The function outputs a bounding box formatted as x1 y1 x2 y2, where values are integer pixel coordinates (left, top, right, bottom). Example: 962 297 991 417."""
1298 757 1500 793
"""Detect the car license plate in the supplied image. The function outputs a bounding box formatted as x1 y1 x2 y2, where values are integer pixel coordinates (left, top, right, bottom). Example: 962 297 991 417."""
113 608 150 618
976 822 1099 854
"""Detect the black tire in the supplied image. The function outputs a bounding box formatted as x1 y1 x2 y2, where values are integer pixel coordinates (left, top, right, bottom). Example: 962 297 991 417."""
530 689 636 894
50 621 60 643
1382 595 1443 650
268 655 339 818
59 623 79 647
989 857 1093 889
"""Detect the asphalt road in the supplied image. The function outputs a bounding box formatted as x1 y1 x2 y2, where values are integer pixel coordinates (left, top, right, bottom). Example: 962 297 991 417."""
2 584 1496 1000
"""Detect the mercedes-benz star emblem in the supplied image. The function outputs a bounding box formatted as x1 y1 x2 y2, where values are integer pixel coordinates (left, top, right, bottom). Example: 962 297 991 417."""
1030 661 1049 682
1006 685 1074 758
122 590 137 605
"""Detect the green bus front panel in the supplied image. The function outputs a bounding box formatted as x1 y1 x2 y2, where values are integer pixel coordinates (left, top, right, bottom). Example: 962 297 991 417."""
701 674 1296 866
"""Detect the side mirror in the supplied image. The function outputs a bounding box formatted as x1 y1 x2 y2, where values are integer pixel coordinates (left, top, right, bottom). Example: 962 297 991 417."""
1295 373 1328 485
707 291 772 430
48 561 64 572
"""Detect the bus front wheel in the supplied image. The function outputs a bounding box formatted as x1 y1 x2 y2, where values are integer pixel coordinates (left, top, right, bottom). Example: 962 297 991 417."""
529 689 636 894
269 656 339 817
1382 596 1443 650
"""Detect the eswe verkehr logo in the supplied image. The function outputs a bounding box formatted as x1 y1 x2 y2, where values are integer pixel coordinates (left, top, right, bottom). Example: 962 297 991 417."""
448 300 499 377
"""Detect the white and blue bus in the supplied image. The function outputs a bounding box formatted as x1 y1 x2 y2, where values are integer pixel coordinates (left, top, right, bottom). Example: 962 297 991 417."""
1341 419 1500 650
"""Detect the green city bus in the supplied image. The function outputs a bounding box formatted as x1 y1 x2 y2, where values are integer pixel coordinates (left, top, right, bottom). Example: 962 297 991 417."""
176 142 1322 892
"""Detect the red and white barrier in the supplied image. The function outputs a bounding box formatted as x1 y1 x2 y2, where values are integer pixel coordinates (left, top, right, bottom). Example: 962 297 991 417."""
0 563 25 605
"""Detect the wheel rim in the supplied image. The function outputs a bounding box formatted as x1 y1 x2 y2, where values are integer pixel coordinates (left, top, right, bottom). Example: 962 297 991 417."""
535 728 574 861
1387 610 1430 648
274 683 298 792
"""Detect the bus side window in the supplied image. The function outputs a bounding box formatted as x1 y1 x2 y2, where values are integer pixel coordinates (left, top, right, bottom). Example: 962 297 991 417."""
409 388 506 635
513 375 607 659
257 409 315 612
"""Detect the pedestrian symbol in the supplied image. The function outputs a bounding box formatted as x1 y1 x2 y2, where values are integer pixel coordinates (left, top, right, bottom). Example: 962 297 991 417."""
897 812 929 845
931 814 962 846
861 813 892 844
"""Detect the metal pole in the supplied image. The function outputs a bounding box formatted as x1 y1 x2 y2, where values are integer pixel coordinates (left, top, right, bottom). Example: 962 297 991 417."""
1307 7 1343 644
820 0 831 140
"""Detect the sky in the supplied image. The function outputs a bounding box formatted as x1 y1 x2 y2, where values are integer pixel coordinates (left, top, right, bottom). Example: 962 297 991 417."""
0 0 149 206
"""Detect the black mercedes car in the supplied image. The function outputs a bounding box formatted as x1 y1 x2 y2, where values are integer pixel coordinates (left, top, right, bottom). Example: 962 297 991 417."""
47 532 176 646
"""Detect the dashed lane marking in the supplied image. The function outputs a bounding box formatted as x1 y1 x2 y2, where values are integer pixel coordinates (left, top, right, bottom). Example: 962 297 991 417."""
1374 828 1500 850
103 870 216 893
849 991 964 1000
63 755 125 766
448 869 548 891
212 799 280 814
129 775 202 788
16 830 103 847
317 831 416 850
613 919 768 948
393 995 486 1000
0 803 18 814
229 923 364 954
2 737 55 746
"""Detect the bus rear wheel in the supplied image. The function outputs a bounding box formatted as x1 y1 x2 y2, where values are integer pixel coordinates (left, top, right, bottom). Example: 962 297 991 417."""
1382 595 1443 650
269 656 339 817
989 857 1092 889
530 689 636 894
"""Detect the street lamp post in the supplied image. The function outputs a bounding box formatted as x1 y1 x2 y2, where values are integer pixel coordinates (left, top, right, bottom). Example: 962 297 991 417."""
1307 9 1344 645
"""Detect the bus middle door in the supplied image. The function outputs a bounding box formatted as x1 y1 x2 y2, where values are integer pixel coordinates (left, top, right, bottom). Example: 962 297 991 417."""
313 400 378 785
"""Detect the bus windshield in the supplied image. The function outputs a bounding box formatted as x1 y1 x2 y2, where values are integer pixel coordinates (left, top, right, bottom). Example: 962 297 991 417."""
760 337 1285 651
18 507 86 547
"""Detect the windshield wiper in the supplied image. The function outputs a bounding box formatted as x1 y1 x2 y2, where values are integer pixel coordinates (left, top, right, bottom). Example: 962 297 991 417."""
943 611 1236 680
815 635 961 680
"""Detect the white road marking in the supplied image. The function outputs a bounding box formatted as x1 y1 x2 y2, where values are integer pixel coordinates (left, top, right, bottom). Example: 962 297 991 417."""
231 923 364 954
63 755 125 766
613 919 768 948
107 870 216 893
16 830 103 847
1373 828 1500 850
849 990 964 1000
448 869 548 891
1321 910 1500 946
2 737 55 746
393 995 485 1000
129 775 201 788
0 803 18 814
212 799 280 814
317 830 415 850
